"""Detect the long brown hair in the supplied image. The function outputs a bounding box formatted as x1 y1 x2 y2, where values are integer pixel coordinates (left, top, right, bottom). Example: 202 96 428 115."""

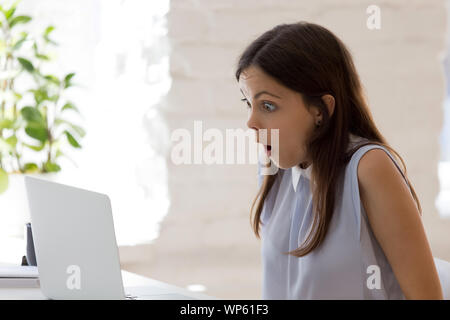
235 22 422 257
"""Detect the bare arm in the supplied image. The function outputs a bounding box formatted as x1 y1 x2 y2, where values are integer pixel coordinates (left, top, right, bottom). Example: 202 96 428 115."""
358 148 443 300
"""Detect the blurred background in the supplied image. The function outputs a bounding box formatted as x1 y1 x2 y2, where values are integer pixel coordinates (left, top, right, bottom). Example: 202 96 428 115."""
0 0 449 299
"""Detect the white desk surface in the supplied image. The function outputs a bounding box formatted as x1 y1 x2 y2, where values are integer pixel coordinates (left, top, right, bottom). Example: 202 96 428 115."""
0 263 216 300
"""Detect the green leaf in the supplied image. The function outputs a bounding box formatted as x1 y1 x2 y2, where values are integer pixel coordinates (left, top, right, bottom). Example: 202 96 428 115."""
0 119 14 130
25 125 48 143
5 6 16 20
18 57 34 72
12 36 27 50
44 74 60 85
69 123 86 137
43 26 58 45
48 94 59 102
0 168 8 194
44 161 60 172
35 53 49 60
21 106 44 124
43 37 58 46
44 25 55 37
9 15 31 28
61 102 79 113
54 118 85 138
13 92 23 101
29 88 49 104
64 73 75 88
23 143 45 152
5 135 17 148
23 162 39 173
55 149 63 158
64 130 81 148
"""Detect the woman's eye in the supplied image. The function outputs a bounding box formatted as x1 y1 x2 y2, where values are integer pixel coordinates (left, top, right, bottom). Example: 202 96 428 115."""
262 102 276 112
240 98 276 112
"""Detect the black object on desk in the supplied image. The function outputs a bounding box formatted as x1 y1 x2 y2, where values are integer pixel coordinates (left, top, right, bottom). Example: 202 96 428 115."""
24 223 37 266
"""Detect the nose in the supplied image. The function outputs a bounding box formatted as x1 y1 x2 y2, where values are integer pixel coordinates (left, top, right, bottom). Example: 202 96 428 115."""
247 110 264 144
246 108 260 132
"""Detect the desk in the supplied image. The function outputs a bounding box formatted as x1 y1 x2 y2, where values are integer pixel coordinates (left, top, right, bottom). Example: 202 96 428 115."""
0 264 216 300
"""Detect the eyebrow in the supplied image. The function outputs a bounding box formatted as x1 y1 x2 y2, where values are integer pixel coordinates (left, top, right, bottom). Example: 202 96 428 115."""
240 89 282 100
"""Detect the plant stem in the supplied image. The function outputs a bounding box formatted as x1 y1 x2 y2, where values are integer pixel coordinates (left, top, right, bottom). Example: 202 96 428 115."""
47 85 61 165
47 112 52 165
1 27 10 118
14 151 22 173
48 138 52 163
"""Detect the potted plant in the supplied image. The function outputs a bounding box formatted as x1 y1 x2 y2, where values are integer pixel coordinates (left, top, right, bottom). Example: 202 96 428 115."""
0 1 85 238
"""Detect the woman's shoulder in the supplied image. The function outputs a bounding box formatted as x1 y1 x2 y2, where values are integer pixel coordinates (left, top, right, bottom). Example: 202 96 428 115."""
345 134 385 165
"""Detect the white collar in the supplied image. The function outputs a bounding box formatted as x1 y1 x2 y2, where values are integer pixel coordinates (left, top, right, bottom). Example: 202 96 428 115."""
291 133 363 192
292 163 312 192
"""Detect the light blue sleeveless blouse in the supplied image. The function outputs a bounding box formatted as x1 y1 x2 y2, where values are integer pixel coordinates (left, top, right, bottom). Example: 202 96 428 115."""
259 135 410 299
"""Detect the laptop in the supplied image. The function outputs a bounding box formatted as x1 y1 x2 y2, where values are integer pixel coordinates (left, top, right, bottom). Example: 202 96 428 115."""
24 175 197 300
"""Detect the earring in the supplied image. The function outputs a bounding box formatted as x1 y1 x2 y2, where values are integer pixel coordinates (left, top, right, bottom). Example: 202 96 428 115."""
316 120 321 128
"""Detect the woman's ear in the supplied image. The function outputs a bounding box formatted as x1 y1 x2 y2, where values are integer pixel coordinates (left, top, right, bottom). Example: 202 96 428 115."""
321 94 335 118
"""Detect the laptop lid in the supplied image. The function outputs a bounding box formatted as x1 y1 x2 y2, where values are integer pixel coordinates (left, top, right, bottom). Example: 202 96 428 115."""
24 176 126 300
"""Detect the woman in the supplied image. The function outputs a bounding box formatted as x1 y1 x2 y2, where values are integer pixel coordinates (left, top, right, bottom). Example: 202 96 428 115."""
235 22 443 299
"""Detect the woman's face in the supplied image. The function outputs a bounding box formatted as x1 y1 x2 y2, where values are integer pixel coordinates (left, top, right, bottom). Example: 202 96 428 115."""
238 65 319 169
